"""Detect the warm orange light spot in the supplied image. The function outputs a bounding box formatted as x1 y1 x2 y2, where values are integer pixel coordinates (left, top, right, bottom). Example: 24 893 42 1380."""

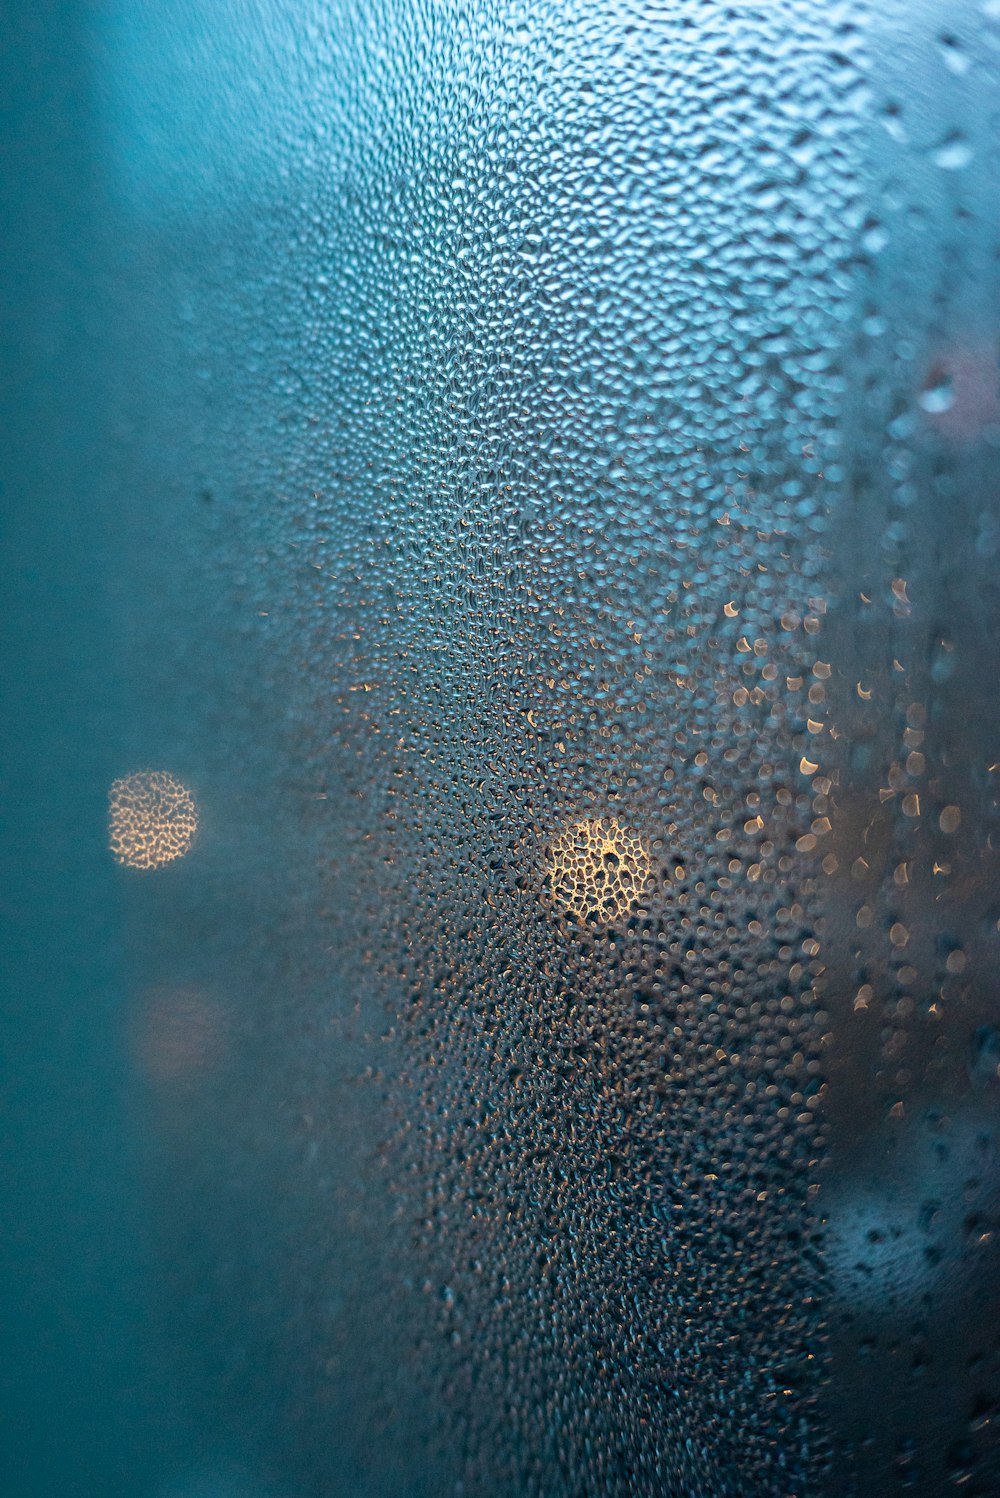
544 816 652 927
108 771 198 869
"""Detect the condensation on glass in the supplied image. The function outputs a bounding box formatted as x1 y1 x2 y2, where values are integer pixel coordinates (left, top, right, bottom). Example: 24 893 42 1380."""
4 1 1000 1495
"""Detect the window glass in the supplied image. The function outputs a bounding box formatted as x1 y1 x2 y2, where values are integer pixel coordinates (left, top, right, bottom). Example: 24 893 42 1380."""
4 2 999 1494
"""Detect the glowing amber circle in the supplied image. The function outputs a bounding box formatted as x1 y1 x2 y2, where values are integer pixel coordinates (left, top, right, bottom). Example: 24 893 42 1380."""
108 771 198 869
544 816 652 926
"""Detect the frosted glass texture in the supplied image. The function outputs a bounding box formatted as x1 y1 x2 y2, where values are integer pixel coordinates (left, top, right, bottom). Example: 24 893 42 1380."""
3 1 1000 1495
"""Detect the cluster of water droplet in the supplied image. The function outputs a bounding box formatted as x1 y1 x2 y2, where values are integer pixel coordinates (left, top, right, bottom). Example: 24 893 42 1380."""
280 1 876 1489
109 0 1000 1487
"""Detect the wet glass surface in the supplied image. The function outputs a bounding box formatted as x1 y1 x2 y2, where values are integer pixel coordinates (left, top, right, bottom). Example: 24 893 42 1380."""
3 2 1000 1494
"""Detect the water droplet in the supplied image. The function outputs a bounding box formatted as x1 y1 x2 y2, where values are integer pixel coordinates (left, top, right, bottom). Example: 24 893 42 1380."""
919 368 956 413
932 132 973 170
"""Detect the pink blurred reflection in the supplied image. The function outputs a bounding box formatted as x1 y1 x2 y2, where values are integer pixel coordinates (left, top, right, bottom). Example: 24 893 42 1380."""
919 341 1000 443
135 985 229 1084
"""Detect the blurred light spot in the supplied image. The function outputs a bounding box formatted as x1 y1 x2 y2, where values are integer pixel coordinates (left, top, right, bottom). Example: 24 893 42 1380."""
109 770 198 868
157 1466 272 1498
545 817 652 927
136 986 228 1084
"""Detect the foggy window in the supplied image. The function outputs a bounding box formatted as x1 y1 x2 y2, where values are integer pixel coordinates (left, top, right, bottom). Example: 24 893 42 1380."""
4 1 1000 1495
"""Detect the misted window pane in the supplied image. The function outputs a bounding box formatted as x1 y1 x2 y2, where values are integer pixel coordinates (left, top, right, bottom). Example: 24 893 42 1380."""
4 2 999 1495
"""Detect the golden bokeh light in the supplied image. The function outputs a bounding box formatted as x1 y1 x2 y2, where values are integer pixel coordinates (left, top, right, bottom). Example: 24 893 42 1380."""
108 770 198 869
544 816 652 927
